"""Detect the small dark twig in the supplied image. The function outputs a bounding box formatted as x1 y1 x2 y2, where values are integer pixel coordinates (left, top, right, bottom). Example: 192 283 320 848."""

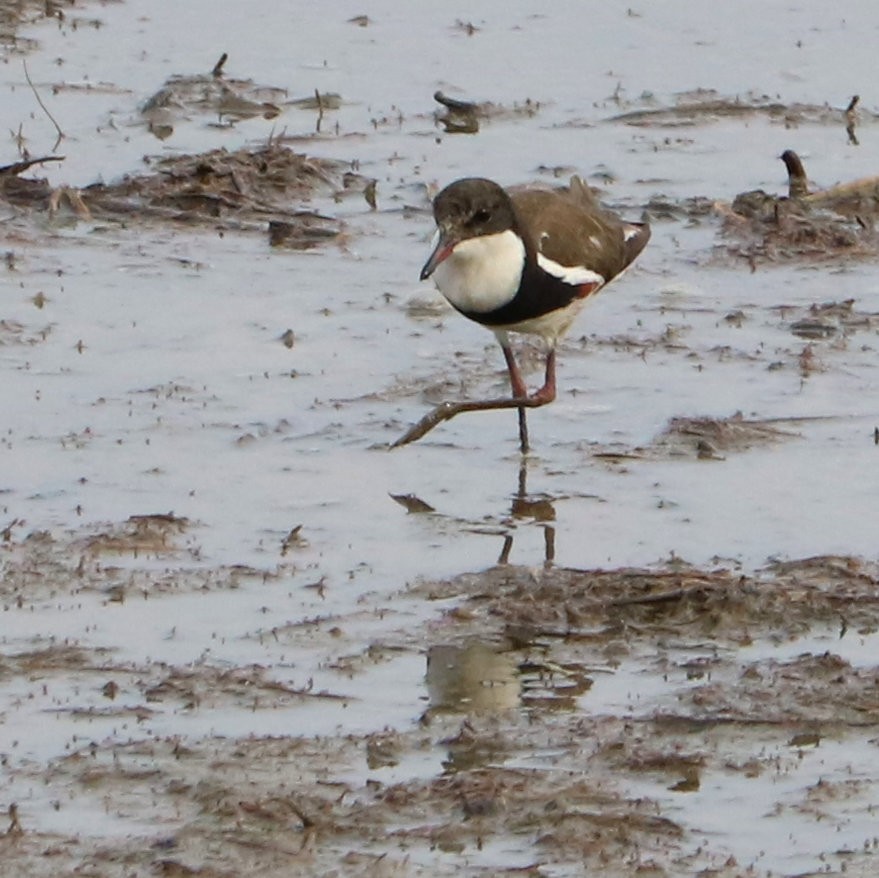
0 155 64 176
287 800 316 829
433 91 478 113
845 94 860 146
315 89 324 133
780 149 809 199
1 517 23 541
212 52 228 78
6 803 22 835
22 59 64 151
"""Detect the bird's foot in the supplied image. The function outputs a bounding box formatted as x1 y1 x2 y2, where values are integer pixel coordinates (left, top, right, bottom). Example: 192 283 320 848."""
392 394 549 449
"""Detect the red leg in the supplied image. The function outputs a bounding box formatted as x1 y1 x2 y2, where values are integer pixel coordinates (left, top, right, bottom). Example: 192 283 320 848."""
392 343 559 451
500 343 528 399
530 349 557 404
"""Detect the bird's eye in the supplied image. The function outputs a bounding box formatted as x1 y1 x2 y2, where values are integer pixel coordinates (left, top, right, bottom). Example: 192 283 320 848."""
470 208 491 225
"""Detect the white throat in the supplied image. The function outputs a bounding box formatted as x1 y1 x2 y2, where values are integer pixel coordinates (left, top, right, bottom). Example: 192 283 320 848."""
431 229 525 314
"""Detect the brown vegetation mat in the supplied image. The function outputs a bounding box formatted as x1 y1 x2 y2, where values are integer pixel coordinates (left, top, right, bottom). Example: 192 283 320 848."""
0 144 376 244
587 413 802 464
414 555 879 648
717 151 879 265
0 0 99 56
609 88 872 129
717 197 877 265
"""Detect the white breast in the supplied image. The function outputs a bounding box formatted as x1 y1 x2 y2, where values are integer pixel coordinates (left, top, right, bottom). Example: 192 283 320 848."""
431 229 525 314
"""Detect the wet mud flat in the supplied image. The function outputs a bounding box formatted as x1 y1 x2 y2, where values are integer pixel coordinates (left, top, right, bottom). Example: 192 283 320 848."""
3 524 879 877
5 2 879 877
3 149 879 877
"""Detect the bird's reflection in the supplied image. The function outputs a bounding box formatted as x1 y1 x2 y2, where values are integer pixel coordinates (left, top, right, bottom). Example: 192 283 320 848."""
425 641 520 714
497 457 556 566
389 453 558 567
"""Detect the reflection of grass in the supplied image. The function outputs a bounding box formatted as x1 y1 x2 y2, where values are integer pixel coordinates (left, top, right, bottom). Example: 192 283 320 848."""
0 317 53 346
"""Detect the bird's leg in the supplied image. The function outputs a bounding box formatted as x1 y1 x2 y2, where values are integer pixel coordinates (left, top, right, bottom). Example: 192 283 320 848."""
391 347 558 450
500 343 529 453
531 349 557 405
517 407 529 453
500 344 528 398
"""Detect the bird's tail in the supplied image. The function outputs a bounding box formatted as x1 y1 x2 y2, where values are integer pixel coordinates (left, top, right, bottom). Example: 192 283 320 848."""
622 222 651 266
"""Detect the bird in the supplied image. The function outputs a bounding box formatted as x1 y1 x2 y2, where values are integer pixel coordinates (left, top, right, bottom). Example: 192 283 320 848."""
394 175 650 452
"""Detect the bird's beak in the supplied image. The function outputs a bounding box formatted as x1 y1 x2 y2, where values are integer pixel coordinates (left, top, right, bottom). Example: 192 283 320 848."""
420 229 455 281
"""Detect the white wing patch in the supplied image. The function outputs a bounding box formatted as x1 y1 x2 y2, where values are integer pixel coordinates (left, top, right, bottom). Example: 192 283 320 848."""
536 252 605 288
623 225 641 242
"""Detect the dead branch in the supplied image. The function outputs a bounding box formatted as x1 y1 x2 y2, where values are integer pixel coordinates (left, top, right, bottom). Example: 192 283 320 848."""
0 155 64 176
22 59 64 150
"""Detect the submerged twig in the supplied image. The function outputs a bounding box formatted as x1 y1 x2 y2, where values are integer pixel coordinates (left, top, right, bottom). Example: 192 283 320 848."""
315 89 324 133
363 178 377 210
22 59 64 151
6 803 22 836
845 94 860 146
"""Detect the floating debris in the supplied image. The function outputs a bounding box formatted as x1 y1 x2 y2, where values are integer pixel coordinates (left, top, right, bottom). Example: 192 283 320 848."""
78 513 190 556
289 91 342 112
610 88 876 129
390 493 436 514
589 413 810 462
652 413 799 459
268 214 341 250
433 91 480 134
431 90 540 134
717 150 879 263
0 154 63 206
0 0 67 56
280 524 306 555
0 144 363 244
140 53 287 136
779 298 877 339
845 94 860 145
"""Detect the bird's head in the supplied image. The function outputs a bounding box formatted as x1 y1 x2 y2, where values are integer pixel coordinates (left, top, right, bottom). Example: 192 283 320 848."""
420 178 516 280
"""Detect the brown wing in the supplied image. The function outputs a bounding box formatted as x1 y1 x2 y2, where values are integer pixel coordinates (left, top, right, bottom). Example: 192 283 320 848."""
510 177 649 282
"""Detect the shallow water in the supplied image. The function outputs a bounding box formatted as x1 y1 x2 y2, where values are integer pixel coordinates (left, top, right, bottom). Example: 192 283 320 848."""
3 2 879 875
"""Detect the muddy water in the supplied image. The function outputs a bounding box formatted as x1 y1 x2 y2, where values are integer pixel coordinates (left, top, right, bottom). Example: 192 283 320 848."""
3 2 879 876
